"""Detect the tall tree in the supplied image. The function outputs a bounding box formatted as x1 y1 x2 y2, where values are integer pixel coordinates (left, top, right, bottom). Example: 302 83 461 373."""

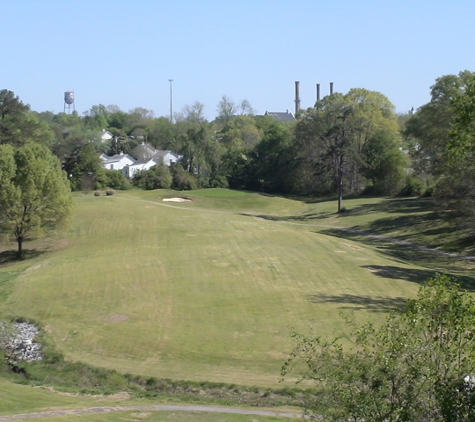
295 89 400 211
435 74 475 229
0 90 54 146
0 143 73 259
216 95 237 123
405 71 475 180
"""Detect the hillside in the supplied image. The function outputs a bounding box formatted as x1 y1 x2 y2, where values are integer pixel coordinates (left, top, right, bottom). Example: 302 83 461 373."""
1 190 474 390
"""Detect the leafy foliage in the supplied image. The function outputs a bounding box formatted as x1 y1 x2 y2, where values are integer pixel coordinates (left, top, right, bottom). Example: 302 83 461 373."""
133 165 173 190
282 274 475 421
0 143 73 259
405 71 475 180
294 89 402 209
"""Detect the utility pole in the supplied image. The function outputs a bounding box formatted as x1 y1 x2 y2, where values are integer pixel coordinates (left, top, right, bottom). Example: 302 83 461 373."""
169 79 173 122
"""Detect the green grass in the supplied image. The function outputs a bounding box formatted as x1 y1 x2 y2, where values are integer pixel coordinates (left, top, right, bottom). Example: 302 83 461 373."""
0 378 298 421
28 412 294 422
0 189 474 406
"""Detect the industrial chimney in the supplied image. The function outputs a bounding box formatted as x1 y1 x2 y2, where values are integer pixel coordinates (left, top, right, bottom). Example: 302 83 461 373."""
295 81 301 116
316 83 321 103
330 82 334 95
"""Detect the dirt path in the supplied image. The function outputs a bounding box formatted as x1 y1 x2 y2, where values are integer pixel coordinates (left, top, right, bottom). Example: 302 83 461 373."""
0 404 302 420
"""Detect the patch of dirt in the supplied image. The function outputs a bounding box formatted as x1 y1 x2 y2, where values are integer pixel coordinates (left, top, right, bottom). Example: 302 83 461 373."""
23 261 50 273
40 387 131 400
109 392 132 399
107 314 130 323
129 412 152 419
50 239 70 251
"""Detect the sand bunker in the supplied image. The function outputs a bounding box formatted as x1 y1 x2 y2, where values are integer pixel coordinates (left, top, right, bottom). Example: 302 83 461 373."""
162 197 192 202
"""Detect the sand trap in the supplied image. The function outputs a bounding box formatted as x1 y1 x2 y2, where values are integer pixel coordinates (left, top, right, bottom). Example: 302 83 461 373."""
163 197 192 202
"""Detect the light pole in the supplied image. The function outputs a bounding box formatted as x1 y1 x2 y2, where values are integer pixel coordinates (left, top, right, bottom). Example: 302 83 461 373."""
169 79 173 122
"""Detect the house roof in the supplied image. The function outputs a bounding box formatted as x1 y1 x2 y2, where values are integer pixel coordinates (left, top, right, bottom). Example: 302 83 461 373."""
101 153 136 165
154 150 178 158
132 143 181 160
129 157 160 167
265 111 296 122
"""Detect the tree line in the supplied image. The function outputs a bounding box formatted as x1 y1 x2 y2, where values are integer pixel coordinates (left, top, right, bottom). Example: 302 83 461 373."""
1 69 475 256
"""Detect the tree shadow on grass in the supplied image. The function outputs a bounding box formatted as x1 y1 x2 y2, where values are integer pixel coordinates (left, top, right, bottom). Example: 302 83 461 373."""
0 249 45 266
307 265 475 313
319 228 475 268
338 197 436 218
361 265 475 291
307 293 408 313
240 197 441 223
238 212 335 221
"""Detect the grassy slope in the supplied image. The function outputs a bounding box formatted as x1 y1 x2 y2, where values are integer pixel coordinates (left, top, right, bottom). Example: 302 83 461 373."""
0 380 291 421
1 190 474 391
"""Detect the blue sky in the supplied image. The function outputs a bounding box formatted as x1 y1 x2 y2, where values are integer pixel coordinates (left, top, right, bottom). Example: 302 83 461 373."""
2 0 475 119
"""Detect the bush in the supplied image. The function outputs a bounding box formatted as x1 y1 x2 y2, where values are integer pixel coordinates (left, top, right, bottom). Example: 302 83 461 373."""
209 175 229 188
399 174 426 197
283 275 475 422
96 169 132 191
133 165 172 190
94 191 101 196
105 189 115 196
170 165 198 191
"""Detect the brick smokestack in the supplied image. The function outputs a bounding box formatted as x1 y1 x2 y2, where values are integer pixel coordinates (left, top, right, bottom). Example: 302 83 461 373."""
295 81 301 116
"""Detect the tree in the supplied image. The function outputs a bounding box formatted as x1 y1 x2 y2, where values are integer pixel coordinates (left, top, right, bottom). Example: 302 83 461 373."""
362 130 408 195
248 120 294 193
404 71 475 180
294 89 400 210
216 95 237 123
282 274 475 422
434 74 475 229
0 143 73 259
0 90 54 147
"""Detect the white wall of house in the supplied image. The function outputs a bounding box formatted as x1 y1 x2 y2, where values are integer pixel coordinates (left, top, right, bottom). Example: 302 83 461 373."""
124 159 159 178
160 152 181 166
101 153 136 170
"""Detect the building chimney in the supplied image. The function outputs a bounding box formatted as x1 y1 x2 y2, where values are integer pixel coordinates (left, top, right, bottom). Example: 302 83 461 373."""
295 81 301 115
330 82 334 95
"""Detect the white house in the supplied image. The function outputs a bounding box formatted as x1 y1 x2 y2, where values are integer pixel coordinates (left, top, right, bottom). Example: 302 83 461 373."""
123 157 161 178
154 150 182 166
100 129 114 142
100 153 136 170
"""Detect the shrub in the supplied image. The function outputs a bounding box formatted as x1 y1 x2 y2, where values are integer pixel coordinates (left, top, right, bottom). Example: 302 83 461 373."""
170 165 197 191
283 274 475 422
209 175 229 188
399 174 426 197
96 169 132 190
133 165 172 190
105 189 115 196
94 191 101 196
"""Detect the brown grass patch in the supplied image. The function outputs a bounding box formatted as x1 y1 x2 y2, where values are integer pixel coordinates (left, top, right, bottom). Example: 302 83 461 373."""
107 314 130 323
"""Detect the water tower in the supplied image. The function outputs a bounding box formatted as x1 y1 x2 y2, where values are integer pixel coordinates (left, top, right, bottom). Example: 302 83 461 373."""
64 91 75 113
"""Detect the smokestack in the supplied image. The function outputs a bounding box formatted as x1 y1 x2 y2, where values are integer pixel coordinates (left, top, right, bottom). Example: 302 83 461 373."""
295 81 301 116
316 83 321 103
330 82 334 95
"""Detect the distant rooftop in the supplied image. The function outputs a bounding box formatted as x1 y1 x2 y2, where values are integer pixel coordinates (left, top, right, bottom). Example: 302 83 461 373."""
264 110 296 122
